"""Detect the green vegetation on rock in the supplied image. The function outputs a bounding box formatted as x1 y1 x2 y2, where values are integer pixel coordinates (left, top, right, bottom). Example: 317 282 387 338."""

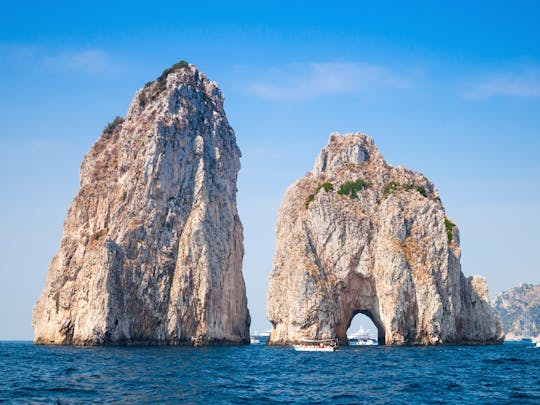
383 181 428 198
305 194 315 209
305 182 334 209
156 60 190 92
316 182 334 193
306 179 373 207
139 60 190 107
337 179 371 199
416 186 427 197
103 116 124 135
444 217 456 244
383 181 400 196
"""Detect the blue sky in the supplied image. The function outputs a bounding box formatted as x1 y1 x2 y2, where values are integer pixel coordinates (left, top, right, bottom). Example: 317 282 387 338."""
1 1 539 339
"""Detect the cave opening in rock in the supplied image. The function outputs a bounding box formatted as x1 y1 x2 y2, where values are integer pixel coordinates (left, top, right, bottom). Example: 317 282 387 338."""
346 310 384 346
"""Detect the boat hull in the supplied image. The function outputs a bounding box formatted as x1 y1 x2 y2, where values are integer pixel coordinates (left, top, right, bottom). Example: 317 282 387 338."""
293 345 337 352
353 340 377 346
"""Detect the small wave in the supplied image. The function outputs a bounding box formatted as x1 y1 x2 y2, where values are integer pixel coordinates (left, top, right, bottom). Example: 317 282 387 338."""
483 357 527 365
2 342 540 404
330 393 358 400
510 391 540 399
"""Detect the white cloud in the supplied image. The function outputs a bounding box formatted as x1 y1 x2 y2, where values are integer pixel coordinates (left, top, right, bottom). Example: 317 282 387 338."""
41 50 117 75
463 69 540 100
1 45 118 75
246 61 415 100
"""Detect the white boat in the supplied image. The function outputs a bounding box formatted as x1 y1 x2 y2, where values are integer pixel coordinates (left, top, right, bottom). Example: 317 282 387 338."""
353 338 377 346
293 338 339 352
250 336 261 344
348 326 378 346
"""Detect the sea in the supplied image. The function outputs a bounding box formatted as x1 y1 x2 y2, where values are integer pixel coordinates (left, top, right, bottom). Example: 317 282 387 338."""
1 341 539 404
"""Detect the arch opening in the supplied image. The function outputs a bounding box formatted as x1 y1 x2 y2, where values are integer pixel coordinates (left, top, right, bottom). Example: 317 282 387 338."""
346 310 385 346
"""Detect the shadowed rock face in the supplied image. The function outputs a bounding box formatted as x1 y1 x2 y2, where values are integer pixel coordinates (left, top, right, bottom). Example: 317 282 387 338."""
267 133 503 346
33 63 250 346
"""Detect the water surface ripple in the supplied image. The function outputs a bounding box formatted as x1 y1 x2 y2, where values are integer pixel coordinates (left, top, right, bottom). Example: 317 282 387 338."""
1 342 538 404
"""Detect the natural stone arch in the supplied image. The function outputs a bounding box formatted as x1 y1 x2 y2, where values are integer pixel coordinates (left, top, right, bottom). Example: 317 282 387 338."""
266 133 504 346
345 310 385 345
334 273 385 346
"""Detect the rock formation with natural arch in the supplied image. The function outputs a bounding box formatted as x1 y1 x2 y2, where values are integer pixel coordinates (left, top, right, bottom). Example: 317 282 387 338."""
33 62 250 346
267 133 503 345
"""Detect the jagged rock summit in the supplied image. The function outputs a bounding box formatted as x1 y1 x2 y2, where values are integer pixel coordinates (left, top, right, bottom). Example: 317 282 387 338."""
267 133 503 345
33 61 250 346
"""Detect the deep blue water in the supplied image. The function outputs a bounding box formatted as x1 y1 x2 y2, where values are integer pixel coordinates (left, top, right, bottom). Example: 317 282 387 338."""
1 341 539 404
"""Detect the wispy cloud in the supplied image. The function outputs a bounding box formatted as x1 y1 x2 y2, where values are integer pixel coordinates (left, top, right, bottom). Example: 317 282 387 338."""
246 61 416 100
463 69 540 100
1 44 120 76
41 50 117 75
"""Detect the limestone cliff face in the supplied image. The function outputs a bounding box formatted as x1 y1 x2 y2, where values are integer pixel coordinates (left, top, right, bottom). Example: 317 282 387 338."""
33 62 250 345
267 133 503 345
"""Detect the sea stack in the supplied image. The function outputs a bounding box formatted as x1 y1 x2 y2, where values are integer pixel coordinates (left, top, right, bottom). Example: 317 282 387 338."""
33 62 250 345
267 133 503 345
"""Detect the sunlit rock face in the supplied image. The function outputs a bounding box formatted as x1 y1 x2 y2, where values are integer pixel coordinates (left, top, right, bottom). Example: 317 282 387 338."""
267 133 503 346
33 62 250 346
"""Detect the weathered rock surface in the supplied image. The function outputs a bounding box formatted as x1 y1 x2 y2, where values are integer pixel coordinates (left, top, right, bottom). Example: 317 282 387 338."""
267 133 503 345
33 62 250 345
493 283 540 340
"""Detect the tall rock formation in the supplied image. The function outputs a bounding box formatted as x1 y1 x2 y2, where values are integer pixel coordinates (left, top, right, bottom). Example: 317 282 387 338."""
33 62 250 346
492 283 540 340
267 133 503 345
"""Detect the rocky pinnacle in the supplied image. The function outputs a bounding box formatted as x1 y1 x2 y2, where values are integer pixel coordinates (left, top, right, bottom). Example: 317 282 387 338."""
267 133 503 345
33 62 250 345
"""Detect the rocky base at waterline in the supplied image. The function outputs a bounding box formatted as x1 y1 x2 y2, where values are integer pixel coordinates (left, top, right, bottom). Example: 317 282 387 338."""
33 61 250 346
267 133 504 346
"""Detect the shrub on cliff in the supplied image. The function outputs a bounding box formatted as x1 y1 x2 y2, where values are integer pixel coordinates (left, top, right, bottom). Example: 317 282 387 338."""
337 179 371 199
444 218 456 243
156 60 190 91
384 182 428 198
103 116 124 135
316 182 334 193
306 182 334 208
